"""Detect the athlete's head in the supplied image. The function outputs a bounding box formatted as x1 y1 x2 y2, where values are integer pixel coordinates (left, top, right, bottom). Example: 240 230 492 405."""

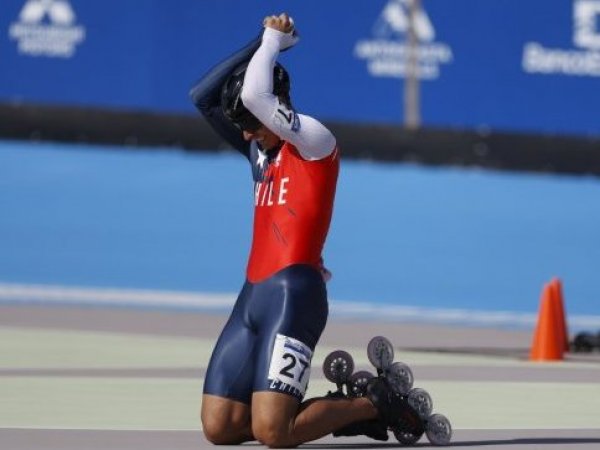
221 61 291 133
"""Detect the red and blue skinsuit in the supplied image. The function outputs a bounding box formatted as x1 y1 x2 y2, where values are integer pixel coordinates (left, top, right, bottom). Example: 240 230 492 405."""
191 28 339 402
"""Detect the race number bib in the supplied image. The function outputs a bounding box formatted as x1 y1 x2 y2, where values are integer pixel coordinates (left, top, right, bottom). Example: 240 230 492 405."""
267 334 312 397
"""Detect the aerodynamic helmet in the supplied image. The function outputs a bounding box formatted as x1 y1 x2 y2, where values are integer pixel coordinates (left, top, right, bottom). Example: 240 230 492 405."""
221 61 290 132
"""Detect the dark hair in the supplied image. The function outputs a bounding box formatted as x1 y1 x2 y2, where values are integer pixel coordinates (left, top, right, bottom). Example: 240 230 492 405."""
221 62 290 131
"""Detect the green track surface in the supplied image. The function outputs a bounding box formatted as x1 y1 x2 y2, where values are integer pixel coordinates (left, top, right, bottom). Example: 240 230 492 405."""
0 327 212 369
2 326 599 430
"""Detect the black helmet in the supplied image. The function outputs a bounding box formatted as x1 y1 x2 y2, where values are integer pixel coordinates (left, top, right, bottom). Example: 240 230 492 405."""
221 61 290 131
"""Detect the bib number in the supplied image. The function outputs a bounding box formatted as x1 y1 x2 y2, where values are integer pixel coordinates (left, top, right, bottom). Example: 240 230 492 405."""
268 334 312 397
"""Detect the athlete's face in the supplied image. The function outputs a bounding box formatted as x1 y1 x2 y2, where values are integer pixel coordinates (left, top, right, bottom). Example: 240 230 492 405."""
243 126 281 150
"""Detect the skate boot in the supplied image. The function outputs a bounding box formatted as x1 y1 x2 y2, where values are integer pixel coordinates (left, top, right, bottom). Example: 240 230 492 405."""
366 336 453 446
322 350 389 441
365 376 424 444
332 420 389 441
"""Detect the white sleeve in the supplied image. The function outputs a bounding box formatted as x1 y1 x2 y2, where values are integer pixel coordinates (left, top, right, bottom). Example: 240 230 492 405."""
241 28 336 161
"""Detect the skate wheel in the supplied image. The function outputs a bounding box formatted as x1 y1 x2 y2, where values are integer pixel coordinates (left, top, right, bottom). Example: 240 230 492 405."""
347 370 374 397
407 388 433 419
425 413 452 446
387 361 414 395
367 336 394 370
322 350 354 384
392 428 421 445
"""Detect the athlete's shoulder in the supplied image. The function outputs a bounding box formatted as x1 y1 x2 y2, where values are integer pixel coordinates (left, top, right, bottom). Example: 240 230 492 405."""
283 140 339 166
282 113 336 161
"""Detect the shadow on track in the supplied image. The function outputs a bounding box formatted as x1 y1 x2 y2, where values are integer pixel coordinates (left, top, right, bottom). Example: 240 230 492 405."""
301 437 600 448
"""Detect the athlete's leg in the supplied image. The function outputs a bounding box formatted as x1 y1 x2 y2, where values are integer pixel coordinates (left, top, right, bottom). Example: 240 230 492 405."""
201 283 256 444
248 266 378 447
251 391 378 447
201 395 252 444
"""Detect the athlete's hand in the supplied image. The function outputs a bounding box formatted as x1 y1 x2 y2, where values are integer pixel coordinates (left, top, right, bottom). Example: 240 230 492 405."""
263 13 294 33
263 13 299 51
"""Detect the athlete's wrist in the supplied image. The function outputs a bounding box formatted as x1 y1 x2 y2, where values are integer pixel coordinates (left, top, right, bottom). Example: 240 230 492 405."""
262 27 298 51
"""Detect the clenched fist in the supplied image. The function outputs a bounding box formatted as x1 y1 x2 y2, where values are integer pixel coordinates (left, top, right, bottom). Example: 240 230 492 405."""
263 12 295 34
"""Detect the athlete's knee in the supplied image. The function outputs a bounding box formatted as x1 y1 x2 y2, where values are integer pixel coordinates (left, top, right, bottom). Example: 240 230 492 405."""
202 414 249 445
201 414 230 444
253 427 293 448
252 419 295 448
201 404 250 444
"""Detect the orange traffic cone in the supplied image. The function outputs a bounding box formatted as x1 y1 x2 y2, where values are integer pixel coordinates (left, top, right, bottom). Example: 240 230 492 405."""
550 277 569 352
529 283 564 361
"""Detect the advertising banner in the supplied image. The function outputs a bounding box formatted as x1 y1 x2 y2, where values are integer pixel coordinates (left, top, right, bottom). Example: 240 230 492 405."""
0 0 598 136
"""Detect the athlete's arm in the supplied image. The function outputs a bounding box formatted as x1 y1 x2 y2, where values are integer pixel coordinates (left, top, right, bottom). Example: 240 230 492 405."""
189 36 263 158
241 28 336 161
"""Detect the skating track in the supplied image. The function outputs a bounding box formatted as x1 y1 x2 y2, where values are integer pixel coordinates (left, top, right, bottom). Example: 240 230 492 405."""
2 304 599 449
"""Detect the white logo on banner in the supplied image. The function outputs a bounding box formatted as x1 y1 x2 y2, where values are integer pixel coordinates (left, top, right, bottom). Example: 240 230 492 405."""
8 0 86 58
354 0 453 80
523 0 600 77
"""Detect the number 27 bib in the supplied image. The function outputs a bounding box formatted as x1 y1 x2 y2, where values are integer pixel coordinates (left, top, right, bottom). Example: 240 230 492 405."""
267 334 313 397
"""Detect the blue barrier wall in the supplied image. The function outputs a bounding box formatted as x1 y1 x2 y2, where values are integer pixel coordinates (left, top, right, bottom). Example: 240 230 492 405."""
1 0 599 136
1 140 600 326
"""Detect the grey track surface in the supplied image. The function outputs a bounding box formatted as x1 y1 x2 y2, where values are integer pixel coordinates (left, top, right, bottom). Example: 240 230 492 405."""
0 305 534 350
2 304 600 450
3 428 600 450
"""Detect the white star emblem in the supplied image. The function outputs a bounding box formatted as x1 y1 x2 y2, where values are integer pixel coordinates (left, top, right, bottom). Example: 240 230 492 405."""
256 149 267 169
